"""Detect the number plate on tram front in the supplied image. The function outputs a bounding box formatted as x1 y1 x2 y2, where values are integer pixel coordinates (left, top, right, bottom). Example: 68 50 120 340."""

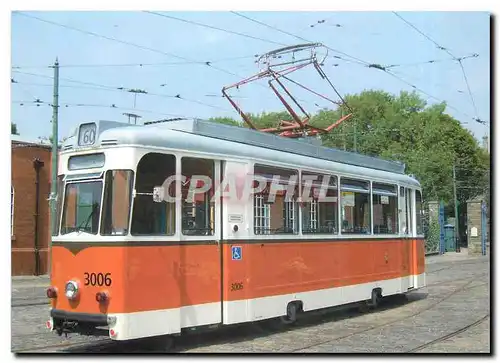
78 122 97 146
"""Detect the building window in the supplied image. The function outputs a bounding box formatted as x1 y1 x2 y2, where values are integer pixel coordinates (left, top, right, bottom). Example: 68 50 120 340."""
253 164 298 235
11 186 14 236
340 178 371 234
301 173 338 234
372 183 398 234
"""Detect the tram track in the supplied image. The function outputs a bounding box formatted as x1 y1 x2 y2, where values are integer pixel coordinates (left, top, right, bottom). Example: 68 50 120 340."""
12 301 50 308
12 273 489 353
289 278 488 353
423 272 488 289
407 314 490 353
425 259 487 274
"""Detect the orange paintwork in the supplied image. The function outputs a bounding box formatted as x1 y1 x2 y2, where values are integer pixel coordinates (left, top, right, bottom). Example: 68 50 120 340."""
50 244 220 314
50 238 425 315
223 238 424 301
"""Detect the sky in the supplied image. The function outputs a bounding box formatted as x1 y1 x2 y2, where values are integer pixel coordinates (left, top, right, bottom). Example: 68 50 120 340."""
10 11 491 144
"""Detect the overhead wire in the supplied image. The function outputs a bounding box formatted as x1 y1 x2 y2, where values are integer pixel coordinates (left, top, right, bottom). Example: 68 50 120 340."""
11 55 258 69
382 70 474 120
231 11 371 66
10 78 41 102
11 80 250 99
392 11 484 124
13 11 309 114
143 13 337 111
385 53 479 69
290 12 485 125
11 71 236 113
13 11 484 126
12 11 246 81
144 11 289 47
12 99 198 119
12 11 342 115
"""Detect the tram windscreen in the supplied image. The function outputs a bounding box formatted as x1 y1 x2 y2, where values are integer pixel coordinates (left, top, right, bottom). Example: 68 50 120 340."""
61 180 103 235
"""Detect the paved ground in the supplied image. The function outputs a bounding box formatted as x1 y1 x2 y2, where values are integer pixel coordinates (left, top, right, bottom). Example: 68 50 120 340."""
11 250 490 353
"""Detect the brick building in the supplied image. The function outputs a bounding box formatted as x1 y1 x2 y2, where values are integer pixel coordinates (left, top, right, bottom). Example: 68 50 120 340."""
11 136 52 276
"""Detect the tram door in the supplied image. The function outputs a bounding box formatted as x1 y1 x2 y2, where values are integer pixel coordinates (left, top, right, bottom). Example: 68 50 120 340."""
400 187 414 291
405 189 414 289
178 157 222 328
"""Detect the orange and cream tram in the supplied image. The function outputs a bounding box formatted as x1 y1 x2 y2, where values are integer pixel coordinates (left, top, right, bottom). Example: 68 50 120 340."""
46 118 426 341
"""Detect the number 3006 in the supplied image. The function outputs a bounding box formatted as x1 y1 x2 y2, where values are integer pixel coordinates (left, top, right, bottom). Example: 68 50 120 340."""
84 272 112 287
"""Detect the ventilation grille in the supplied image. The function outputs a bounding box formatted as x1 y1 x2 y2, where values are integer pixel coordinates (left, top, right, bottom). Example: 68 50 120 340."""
101 139 118 146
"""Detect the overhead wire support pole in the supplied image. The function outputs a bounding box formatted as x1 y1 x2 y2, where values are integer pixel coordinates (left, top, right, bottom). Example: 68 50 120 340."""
49 57 59 277
453 163 460 252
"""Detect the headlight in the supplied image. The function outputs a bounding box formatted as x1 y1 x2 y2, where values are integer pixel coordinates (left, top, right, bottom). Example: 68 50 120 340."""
65 280 79 300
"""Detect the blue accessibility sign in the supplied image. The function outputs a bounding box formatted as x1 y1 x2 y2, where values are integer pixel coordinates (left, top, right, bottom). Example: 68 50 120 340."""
231 246 242 261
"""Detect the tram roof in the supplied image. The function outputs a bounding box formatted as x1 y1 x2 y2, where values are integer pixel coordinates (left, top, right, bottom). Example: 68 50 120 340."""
63 118 419 184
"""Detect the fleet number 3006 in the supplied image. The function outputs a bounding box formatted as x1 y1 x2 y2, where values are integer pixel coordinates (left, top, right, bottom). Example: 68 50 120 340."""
84 272 112 287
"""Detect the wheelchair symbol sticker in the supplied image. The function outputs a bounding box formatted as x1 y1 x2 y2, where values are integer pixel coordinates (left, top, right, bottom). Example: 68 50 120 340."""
232 246 242 261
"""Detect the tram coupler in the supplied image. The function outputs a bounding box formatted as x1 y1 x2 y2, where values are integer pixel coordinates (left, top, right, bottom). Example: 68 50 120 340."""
54 320 78 337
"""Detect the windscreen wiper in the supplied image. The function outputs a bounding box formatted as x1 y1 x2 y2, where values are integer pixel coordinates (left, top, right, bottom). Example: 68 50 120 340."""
76 203 99 233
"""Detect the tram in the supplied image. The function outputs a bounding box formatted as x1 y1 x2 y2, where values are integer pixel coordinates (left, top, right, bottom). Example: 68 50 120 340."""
45 118 426 341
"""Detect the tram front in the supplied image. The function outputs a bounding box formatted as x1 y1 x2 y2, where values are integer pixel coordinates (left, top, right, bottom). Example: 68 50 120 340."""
46 121 139 340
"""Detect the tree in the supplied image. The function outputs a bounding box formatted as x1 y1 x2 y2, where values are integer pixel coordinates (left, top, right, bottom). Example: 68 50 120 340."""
11 122 19 135
209 89 490 206
210 111 292 129
208 117 243 127
38 135 69 146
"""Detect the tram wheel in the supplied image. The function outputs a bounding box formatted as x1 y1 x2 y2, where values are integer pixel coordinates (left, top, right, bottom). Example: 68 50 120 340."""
280 301 301 325
140 334 175 352
368 288 382 309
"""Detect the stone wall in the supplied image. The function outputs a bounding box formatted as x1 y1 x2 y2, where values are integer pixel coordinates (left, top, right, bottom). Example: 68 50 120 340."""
467 198 485 255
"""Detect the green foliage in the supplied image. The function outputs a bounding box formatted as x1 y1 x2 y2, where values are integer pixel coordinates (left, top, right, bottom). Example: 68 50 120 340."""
208 117 243 127
425 219 441 254
210 112 292 129
209 89 489 204
11 122 18 135
38 135 69 146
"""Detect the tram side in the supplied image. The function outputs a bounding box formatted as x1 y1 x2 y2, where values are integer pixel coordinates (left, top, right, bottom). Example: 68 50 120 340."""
46 121 425 341
218 160 425 325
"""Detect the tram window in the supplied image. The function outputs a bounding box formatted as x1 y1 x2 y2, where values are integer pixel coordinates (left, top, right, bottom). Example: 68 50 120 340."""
301 173 338 234
415 190 424 235
181 157 215 236
340 178 371 234
101 170 134 236
52 175 64 236
254 164 298 235
61 180 103 235
372 183 398 234
131 153 176 236
405 188 413 234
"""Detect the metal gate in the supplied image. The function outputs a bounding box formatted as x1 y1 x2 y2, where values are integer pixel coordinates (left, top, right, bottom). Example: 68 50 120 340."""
481 201 487 255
